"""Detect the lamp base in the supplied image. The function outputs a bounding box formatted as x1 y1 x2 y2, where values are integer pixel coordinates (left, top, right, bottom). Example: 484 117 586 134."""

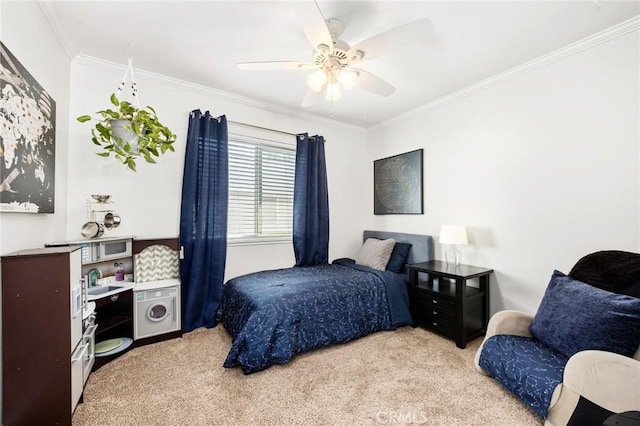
444 245 460 266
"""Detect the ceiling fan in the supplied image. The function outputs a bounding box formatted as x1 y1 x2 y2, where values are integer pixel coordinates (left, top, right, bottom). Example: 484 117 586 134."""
236 1 433 107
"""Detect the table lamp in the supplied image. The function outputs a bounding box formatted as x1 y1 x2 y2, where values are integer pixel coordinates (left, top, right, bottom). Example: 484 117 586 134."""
439 225 468 266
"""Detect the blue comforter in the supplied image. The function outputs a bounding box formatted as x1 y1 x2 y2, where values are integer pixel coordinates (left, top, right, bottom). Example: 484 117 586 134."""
221 260 411 374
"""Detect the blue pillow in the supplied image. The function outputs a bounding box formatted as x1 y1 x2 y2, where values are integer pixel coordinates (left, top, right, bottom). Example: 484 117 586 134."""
385 242 412 274
530 270 640 358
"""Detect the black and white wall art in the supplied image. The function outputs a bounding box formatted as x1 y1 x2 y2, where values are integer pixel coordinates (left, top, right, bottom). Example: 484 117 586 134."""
0 41 55 213
374 149 423 215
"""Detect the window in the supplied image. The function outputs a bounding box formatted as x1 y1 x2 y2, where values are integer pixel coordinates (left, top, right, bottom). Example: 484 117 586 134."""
228 133 296 243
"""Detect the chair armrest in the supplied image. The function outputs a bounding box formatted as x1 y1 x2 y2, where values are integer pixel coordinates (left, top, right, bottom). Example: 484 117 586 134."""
545 350 640 425
474 310 534 372
485 310 534 339
563 350 640 411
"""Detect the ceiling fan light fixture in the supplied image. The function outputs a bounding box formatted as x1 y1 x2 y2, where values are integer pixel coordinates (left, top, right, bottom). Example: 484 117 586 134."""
337 69 358 90
325 82 342 101
350 50 365 62
307 69 327 92
317 43 331 54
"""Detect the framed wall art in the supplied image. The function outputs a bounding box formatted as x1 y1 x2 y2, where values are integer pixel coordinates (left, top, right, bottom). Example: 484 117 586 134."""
0 41 56 213
374 149 423 215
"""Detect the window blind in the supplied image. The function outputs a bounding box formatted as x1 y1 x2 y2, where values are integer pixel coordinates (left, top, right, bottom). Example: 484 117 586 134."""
228 134 296 242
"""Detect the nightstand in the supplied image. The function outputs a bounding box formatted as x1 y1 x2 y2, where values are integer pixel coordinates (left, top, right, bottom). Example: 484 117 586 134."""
407 260 493 348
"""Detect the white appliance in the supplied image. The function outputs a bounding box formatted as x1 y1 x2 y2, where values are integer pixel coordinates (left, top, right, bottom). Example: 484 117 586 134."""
82 312 97 384
71 285 82 320
81 238 132 264
69 251 84 412
134 284 181 340
70 318 96 410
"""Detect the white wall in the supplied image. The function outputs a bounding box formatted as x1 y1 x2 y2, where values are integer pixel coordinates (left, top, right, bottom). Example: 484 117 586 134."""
1 4 636 423
2 0 637 325
67 57 369 281
0 1 72 421
367 29 640 314
0 2 71 255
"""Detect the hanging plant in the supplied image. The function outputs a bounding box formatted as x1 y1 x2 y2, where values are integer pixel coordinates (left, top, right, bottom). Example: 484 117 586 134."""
76 56 176 171
77 93 176 171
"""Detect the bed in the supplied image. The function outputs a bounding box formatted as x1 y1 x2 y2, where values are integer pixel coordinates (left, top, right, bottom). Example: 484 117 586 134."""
221 230 435 374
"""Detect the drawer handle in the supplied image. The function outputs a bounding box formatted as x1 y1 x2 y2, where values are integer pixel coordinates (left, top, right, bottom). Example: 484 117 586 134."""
110 294 119 302
432 322 438 326
432 299 438 304
432 311 438 315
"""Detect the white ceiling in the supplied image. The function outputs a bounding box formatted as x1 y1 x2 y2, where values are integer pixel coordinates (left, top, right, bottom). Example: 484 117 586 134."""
42 1 639 128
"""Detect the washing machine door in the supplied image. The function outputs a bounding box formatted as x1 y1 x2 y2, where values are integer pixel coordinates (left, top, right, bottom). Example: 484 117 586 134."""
147 302 169 322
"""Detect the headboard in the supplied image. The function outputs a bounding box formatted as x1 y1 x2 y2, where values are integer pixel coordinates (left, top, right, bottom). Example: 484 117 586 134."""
363 230 435 265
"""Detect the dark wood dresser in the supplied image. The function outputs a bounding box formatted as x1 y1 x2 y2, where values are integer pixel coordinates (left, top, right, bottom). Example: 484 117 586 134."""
407 260 493 348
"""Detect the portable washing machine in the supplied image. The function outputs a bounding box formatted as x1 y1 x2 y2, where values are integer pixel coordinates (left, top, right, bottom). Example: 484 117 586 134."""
134 283 181 340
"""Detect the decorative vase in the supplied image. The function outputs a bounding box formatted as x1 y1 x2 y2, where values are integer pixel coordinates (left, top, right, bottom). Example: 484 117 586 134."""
444 244 461 266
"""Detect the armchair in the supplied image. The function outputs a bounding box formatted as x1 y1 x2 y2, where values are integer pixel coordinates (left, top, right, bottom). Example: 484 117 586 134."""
474 251 640 425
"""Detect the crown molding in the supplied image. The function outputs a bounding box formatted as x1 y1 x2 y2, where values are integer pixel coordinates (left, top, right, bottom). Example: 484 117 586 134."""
71 55 366 134
38 1 74 60
373 15 640 130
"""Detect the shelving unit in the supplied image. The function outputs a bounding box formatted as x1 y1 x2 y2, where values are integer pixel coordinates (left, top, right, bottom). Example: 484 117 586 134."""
1 247 84 425
84 195 120 235
86 198 112 221
92 289 134 370
47 234 136 371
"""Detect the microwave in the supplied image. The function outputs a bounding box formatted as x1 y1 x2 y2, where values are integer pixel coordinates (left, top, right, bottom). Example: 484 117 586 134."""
81 238 132 264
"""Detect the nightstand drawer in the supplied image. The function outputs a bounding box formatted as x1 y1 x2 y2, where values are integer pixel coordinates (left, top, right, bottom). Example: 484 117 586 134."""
424 307 454 325
426 317 454 337
413 307 454 326
413 291 455 312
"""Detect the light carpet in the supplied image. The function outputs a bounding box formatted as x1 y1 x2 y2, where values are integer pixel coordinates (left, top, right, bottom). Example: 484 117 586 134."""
72 326 542 425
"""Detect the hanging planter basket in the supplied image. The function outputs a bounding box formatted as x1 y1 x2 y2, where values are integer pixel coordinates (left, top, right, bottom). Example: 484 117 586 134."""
110 119 139 152
77 59 176 171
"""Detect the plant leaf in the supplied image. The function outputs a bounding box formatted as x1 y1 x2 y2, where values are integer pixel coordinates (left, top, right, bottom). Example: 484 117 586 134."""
143 154 157 164
84 94 177 169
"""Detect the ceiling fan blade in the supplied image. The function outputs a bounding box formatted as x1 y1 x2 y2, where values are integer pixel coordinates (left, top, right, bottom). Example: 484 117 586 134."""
348 18 433 63
301 89 322 107
237 61 318 71
351 68 395 97
291 0 333 51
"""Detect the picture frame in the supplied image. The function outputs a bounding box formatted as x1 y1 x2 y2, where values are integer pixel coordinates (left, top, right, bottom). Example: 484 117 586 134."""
374 149 423 215
0 41 56 213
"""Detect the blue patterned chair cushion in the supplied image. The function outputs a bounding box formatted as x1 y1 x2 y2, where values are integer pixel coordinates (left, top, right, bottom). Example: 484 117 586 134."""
478 335 568 418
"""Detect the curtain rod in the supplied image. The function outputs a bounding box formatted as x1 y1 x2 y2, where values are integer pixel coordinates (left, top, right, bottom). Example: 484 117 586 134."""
227 120 298 137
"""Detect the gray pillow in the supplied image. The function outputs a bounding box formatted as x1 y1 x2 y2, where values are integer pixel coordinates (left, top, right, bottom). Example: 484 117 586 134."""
355 238 396 271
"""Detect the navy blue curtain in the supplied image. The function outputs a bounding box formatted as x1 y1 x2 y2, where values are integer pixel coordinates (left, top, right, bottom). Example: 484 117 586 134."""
293 133 329 266
179 110 228 332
